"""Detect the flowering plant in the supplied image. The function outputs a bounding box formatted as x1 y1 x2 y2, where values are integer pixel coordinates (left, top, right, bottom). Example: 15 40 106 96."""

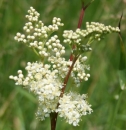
9 5 120 130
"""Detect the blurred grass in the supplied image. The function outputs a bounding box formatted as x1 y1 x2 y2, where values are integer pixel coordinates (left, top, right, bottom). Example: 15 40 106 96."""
0 0 126 130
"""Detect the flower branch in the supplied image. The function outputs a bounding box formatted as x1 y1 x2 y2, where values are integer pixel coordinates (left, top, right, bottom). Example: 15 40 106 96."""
9 5 120 130
61 56 79 97
70 0 94 61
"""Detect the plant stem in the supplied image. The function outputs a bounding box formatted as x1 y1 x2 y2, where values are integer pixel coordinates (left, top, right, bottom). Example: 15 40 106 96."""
77 3 85 28
50 113 58 130
50 56 78 130
70 0 94 61
109 90 123 130
70 2 85 61
50 1 94 129
60 56 78 97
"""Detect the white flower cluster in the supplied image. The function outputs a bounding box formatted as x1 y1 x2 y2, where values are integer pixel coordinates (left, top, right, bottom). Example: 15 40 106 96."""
63 22 120 54
57 92 92 126
9 61 91 123
72 56 90 87
14 6 64 56
26 7 40 22
10 6 120 126
48 56 72 79
39 35 65 58
9 62 63 120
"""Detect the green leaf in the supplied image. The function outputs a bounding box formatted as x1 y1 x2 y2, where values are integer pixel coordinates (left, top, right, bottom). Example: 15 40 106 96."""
119 36 126 70
118 12 126 70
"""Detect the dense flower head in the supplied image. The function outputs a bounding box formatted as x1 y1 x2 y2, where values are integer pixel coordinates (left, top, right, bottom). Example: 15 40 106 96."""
10 6 120 126
57 92 92 126
9 62 63 120
9 62 63 88
14 7 64 59
9 60 92 123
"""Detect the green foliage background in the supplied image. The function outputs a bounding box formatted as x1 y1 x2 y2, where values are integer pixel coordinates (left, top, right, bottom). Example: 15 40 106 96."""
0 0 126 130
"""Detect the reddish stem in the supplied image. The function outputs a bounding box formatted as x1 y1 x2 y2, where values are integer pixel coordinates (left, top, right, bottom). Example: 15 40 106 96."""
60 56 78 97
77 7 85 28
70 5 85 61
50 56 78 130
50 113 58 130
50 2 91 130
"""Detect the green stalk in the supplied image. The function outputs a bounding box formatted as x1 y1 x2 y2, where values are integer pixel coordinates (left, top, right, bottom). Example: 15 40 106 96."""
109 90 123 130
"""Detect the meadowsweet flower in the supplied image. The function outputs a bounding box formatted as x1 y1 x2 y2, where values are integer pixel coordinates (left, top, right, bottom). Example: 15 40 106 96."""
57 92 92 126
14 7 64 58
63 22 120 55
10 6 120 126
9 62 63 120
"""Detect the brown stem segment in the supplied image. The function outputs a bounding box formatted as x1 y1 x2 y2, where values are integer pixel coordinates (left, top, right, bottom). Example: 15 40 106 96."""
60 56 78 97
50 113 58 130
70 4 85 61
77 5 85 28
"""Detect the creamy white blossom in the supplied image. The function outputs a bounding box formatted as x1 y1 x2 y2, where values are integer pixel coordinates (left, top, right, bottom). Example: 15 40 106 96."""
57 92 92 126
71 55 90 87
63 22 120 54
10 6 120 126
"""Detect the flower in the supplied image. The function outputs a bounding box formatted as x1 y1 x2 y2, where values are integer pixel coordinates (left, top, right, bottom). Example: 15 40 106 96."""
57 92 92 126
10 62 63 120
63 22 120 54
10 6 120 126
71 55 90 87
